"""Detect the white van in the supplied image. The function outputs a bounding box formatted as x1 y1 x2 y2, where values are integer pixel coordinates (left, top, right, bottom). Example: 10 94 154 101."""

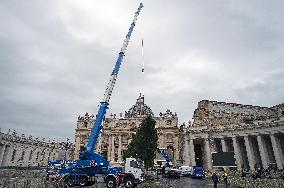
179 166 191 176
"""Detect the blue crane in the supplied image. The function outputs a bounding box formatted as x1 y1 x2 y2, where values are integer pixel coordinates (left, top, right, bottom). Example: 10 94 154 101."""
82 2 143 166
47 3 144 188
157 148 172 162
156 148 173 177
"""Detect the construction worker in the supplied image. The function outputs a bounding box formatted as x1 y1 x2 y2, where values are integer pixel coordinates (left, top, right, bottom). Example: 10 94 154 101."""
223 171 229 186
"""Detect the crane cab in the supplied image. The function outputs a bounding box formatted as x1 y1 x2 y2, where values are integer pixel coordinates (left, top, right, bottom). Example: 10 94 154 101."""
121 158 144 187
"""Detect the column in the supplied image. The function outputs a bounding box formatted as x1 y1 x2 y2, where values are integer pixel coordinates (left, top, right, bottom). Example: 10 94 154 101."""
55 149 60 161
183 135 190 165
111 135 115 161
45 149 51 165
270 133 283 170
232 136 241 170
108 135 112 160
174 137 179 161
74 136 80 160
31 148 37 163
244 136 255 170
15 146 22 166
256 135 269 169
118 135 122 162
189 138 196 166
221 138 228 152
0 144 7 166
277 135 284 167
52 150 56 161
23 147 31 166
204 139 212 170
38 148 44 166
2 145 11 166
160 134 165 148
96 137 102 153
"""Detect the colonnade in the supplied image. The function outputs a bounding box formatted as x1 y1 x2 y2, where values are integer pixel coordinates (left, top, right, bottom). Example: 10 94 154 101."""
0 142 59 167
185 131 284 171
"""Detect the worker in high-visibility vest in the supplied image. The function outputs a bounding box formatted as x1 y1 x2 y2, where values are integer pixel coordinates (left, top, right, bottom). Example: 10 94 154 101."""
223 171 229 186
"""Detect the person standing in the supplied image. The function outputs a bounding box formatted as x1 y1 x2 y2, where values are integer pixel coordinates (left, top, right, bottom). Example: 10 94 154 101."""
212 172 219 188
162 166 166 177
223 171 228 187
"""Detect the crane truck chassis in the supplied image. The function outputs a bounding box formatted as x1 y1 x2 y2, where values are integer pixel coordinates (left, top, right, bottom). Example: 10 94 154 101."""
47 157 144 187
46 3 144 188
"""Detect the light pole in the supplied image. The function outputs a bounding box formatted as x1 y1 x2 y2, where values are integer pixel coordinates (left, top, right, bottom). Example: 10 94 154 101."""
64 138 70 161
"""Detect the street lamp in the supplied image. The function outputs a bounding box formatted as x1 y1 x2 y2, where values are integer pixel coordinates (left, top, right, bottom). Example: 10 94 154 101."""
64 138 70 161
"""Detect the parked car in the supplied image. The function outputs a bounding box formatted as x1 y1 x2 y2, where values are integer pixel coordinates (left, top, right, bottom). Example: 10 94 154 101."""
190 166 204 178
179 166 191 176
167 169 181 178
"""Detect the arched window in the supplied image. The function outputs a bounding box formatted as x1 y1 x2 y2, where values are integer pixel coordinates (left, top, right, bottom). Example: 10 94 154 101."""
166 134 173 143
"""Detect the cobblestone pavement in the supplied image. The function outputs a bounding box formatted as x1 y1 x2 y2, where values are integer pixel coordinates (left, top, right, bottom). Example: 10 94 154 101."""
87 176 237 188
1 169 284 188
0 176 237 188
158 177 231 188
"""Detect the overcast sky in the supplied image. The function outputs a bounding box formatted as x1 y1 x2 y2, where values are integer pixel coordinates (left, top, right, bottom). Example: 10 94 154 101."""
1 0 284 142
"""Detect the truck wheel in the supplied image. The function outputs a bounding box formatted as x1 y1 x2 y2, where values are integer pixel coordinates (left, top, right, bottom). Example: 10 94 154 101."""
65 175 75 187
106 177 116 188
124 178 135 188
79 175 88 186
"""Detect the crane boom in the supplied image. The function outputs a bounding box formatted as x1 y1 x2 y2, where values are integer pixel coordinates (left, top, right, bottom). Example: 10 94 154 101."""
86 3 144 153
157 148 172 162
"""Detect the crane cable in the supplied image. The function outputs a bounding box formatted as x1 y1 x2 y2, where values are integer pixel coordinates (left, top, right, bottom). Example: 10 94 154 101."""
141 32 144 74
141 7 145 96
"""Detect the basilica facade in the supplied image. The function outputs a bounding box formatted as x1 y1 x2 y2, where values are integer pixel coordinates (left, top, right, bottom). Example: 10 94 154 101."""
74 95 182 165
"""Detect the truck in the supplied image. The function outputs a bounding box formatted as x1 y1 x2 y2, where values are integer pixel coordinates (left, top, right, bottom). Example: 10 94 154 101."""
189 166 205 178
46 3 144 188
156 148 173 176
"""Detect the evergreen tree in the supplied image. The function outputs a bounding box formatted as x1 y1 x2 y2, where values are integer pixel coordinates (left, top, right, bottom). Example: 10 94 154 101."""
123 115 158 169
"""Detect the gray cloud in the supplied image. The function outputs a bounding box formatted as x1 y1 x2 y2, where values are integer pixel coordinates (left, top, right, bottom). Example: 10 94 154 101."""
0 0 284 142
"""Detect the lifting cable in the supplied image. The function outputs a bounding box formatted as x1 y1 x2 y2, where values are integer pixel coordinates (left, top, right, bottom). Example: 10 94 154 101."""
141 6 145 96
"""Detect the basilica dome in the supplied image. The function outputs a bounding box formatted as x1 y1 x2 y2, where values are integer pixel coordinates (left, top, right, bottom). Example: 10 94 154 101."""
125 94 154 118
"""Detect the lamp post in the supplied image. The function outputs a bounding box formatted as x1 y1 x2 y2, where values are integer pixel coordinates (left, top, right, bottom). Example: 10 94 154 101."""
64 138 70 161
